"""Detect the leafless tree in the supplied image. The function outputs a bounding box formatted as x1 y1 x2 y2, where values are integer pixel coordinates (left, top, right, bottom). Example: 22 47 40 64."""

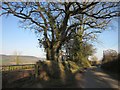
1 2 119 61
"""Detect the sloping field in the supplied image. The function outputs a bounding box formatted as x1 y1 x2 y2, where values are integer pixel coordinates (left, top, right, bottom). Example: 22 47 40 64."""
0 55 45 65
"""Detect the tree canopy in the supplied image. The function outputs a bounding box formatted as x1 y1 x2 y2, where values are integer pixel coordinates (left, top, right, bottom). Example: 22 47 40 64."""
102 49 118 63
1 2 119 61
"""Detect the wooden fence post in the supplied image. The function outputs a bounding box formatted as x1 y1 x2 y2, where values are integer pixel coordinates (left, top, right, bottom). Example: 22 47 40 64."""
35 63 39 78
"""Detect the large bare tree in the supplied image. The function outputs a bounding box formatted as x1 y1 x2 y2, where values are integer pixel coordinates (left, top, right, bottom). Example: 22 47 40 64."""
1 2 119 61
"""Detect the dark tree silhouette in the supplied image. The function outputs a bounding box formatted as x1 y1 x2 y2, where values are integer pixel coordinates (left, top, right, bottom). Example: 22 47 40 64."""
1 2 119 61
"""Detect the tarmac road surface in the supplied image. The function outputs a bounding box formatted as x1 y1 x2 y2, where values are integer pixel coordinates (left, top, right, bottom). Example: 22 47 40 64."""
78 67 119 88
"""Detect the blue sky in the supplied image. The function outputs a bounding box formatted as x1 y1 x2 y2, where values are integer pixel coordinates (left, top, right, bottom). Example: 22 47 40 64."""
0 15 118 60
93 18 118 60
1 15 46 58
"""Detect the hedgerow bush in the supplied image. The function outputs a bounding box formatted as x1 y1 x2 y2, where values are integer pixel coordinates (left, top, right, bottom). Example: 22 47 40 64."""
101 53 120 73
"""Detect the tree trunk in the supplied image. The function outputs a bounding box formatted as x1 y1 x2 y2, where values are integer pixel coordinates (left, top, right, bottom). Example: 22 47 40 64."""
46 46 61 61
46 48 57 61
46 48 51 60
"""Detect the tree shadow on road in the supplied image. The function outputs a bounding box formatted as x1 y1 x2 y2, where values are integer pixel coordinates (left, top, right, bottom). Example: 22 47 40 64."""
81 68 119 88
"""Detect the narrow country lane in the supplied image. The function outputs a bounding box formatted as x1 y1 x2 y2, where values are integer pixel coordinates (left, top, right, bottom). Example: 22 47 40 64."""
78 67 119 88
5 66 119 88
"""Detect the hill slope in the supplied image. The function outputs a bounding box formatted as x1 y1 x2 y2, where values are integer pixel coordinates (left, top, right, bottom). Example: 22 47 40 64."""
0 55 45 65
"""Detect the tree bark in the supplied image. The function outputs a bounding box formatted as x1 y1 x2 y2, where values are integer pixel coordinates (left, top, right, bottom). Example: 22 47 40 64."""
46 41 62 61
46 48 58 61
46 48 51 60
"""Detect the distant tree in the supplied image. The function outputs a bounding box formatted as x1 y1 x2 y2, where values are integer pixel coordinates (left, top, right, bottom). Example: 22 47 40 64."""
102 49 118 63
14 51 21 65
1 2 119 61
91 55 98 61
89 55 99 65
